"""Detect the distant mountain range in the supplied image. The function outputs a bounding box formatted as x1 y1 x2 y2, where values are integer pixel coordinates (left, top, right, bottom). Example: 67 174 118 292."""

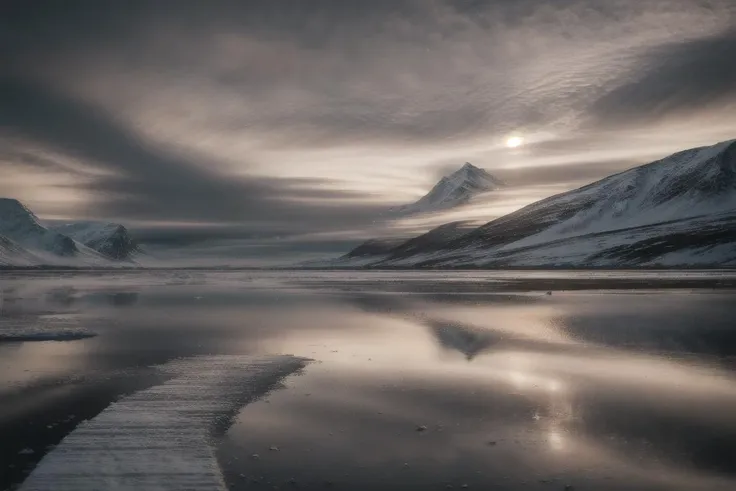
394 162 503 215
320 139 736 268
5 139 736 268
0 198 139 267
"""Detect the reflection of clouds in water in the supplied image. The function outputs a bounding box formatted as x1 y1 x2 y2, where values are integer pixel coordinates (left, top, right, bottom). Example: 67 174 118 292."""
3 272 736 489
227 350 736 490
548 429 566 452
547 379 562 392
504 358 576 454
323 287 736 487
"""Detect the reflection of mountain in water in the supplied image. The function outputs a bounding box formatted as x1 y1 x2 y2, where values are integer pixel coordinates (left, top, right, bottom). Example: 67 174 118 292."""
45 287 78 307
104 292 140 307
39 288 140 308
428 321 499 360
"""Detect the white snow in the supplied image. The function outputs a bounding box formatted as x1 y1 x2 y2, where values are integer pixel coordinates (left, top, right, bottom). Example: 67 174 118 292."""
52 222 125 246
396 162 504 215
0 199 78 257
51 221 140 261
0 199 125 267
20 354 309 491
496 139 736 251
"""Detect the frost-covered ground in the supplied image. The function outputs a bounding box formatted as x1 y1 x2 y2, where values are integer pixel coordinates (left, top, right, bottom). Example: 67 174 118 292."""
19 355 307 491
2 271 736 491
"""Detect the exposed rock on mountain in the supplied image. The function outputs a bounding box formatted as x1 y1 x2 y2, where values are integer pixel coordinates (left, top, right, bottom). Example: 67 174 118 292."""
52 222 139 260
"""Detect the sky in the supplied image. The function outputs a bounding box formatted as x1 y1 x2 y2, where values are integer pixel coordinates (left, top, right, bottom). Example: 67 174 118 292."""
2 0 736 264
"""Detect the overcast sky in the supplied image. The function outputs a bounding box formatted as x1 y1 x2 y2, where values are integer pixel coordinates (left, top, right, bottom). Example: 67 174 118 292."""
2 0 735 264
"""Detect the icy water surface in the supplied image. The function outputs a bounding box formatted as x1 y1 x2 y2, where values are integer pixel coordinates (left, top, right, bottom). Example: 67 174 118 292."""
1 270 736 490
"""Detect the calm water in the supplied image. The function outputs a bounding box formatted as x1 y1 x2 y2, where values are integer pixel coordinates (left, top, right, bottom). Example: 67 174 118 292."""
1 271 736 490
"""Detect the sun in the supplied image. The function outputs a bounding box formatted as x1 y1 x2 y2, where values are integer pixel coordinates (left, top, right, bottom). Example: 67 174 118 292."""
506 135 524 148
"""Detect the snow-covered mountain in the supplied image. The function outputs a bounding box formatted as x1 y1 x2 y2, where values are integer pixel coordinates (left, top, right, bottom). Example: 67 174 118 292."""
327 139 736 268
51 222 140 260
0 198 138 267
395 162 504 215
0 199 80 258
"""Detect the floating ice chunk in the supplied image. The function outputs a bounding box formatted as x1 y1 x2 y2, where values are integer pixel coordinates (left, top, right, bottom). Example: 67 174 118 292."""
0 327 96 342
1 314 94 343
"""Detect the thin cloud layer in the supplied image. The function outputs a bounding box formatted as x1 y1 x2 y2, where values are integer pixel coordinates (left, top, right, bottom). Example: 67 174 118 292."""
2 0 735 264
591 29 736 125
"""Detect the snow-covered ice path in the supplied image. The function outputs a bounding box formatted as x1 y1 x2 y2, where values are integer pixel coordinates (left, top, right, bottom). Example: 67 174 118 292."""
19 354 308 491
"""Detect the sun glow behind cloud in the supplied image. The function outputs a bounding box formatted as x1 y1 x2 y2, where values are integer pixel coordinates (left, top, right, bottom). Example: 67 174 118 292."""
2 0 736 264
506 135 524 148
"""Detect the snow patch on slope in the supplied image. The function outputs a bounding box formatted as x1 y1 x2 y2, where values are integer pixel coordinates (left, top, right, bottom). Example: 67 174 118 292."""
493 139 736 251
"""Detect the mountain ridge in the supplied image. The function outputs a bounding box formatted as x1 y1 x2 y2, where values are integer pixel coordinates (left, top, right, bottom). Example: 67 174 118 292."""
0 198 79 257
395 162 504 215
51 222 140 261
0 198 140 266
332 139 736 268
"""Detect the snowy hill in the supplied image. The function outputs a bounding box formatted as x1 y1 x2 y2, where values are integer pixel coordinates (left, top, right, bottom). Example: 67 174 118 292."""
51 222 140 260
327 139 736 268
461 139 736 252
0 198 79 257
0 198 129 267
396 163 504 215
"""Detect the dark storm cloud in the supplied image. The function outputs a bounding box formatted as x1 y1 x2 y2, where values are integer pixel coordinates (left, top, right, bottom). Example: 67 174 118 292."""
591 28 736 125
0 75 387 229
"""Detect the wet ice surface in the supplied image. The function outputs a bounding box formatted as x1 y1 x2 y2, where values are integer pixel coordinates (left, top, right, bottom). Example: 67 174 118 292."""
1 270 736 491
